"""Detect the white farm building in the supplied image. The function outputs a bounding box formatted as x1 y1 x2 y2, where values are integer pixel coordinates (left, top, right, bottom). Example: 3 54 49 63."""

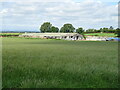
19 33 84 40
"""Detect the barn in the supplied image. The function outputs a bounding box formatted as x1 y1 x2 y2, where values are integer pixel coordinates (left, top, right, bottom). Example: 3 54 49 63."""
19 33 84 40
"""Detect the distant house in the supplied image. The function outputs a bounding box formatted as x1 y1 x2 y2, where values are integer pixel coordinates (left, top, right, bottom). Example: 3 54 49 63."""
19 33 84 40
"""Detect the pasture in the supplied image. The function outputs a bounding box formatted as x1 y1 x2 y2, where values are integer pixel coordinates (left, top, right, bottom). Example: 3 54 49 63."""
0 33 23 36
2 37 118 88
84 33 117 37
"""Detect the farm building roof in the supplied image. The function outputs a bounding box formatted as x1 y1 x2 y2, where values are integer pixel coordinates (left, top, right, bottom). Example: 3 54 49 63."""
20 33 82 37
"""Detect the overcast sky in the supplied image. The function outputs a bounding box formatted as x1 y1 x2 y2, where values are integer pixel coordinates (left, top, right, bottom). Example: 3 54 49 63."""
0 0 119 31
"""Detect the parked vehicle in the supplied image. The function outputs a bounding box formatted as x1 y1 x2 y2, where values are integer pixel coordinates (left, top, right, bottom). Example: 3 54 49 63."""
106 37 120 41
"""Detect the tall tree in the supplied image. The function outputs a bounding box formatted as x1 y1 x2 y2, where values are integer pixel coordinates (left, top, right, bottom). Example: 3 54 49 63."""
115 28 120 37
50 26 59 32
40 22 52 33
86 29 95 33
60 24 75 33
76 27 84 34
102 28 109 33
109 26 114 30
100 28 103 33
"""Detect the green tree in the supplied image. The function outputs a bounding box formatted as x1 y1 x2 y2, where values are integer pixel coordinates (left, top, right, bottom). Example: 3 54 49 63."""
76 27 84 34
86 29 95 33
108 26 115 33
103 28 109 33
100 28 103 33
115 28 120 37
95 29 101 33
60 23 75 33
109 26 114 30
40 22 52 33
50 26 59 32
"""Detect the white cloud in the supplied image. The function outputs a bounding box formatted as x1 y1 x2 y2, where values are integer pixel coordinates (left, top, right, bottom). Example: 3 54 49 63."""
0 9 8 14
0 0 119 2
1 0 118 31
0 0 73 2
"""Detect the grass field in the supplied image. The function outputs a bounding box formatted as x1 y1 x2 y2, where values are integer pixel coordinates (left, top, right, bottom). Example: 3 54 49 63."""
84 33 117 37
2 37 118 88
0 33 22 36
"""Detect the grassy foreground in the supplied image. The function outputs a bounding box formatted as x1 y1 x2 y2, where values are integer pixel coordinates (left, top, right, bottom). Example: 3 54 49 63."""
2 37 118 88
85 33 117 37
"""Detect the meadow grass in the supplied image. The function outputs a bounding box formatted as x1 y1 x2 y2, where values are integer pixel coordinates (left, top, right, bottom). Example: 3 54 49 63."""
0 33 23 36
84 33 117 37
2 37 118 88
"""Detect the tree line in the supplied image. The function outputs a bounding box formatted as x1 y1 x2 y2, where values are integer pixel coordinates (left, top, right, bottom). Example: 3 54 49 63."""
40 22 120 37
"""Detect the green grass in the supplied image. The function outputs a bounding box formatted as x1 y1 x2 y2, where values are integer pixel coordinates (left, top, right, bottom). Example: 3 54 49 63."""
84 33 117 37
0 33 23 36
2 37 118 88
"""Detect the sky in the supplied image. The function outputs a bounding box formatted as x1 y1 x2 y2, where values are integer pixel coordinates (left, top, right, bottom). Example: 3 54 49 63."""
0 0 119 31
